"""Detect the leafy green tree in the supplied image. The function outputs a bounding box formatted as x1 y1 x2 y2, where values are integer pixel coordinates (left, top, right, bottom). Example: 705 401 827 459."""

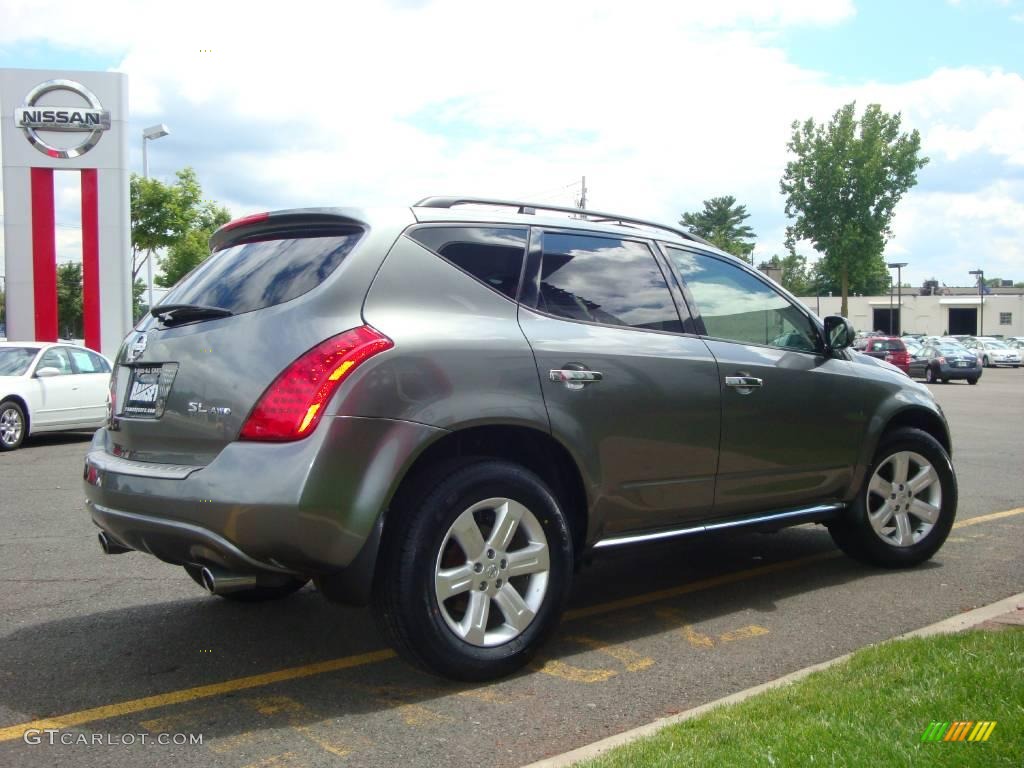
57 262 83 339
155 200 230 288
680 195 756 263
132 279 148 323
131 167 230 286
780 102 928 316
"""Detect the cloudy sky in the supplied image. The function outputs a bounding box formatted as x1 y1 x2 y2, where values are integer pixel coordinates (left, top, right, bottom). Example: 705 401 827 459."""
1 0 1022 291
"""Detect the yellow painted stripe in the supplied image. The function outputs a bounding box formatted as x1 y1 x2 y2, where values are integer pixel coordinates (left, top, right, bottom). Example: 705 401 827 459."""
0 649 395 743
1 506 1021 743
981 721 997 741
953 507 1024 529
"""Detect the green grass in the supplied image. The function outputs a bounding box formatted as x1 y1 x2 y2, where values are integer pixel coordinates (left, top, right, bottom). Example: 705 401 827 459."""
580 629 1023 768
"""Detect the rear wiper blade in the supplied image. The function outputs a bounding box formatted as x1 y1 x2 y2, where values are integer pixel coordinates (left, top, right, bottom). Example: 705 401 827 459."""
150 303 233 325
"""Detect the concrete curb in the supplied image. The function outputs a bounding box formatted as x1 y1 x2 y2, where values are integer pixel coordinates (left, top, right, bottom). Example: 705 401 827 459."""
521 591 1024 768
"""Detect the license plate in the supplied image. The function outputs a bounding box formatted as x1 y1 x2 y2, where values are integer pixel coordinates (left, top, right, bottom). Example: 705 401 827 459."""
123 365 162 417
954 362 967 368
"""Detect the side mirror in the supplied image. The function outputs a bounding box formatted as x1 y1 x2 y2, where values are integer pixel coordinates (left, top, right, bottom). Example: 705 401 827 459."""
824 315 854 352
35 366 62 378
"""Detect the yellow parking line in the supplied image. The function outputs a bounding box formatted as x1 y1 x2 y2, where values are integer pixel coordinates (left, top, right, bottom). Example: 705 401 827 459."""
0 649 395 743
1 506 1021 742
952 507 1023 528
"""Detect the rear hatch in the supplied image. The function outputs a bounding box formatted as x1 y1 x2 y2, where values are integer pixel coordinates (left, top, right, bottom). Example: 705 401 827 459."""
107 210 373 466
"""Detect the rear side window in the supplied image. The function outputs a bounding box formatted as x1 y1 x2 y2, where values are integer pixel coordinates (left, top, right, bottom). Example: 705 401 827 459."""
160 233 362 314
408 226 527 300
534 232 682 332
871 339 905 352
69 348 102 373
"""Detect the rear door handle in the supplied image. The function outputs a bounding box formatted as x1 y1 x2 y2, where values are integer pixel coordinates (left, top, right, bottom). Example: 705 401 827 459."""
725 376 763 391
550 369 603 391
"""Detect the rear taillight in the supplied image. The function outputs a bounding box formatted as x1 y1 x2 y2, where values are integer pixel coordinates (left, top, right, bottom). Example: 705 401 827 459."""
239 326 393 442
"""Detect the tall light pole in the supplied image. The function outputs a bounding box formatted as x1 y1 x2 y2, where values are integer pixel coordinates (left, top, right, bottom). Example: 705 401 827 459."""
969 269 985 337
142 124 170 308
887 262 908 335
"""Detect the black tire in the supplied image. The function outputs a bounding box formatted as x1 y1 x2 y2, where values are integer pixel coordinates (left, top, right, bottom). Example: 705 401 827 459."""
184 565 308 602
982 356 990 368
372 460 573 681
968 377 978 385
925 367 936 384
941 378 950 384
0 400 26 451
828 427 957 568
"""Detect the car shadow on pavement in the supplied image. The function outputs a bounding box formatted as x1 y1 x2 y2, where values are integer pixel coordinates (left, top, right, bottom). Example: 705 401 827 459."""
0 525 941 740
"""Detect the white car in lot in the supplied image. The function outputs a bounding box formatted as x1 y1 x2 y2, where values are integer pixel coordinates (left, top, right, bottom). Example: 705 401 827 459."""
0 342 112 451
968 339 1022 368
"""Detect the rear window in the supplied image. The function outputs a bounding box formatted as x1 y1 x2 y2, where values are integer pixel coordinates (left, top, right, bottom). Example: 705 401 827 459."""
871 339 906 351
160 233 362 314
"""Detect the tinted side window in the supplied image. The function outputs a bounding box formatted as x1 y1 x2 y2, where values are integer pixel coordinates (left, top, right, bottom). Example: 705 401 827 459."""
667 248 817 352
536 232 682 332
409 227 527 299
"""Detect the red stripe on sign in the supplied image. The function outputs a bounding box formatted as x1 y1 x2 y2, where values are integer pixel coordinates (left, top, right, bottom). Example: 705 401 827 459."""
81 169 101 352
30 167 58 341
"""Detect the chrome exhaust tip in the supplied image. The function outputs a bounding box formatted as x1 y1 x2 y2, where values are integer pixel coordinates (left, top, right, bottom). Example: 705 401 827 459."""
200 566 258 595
98 531 132 555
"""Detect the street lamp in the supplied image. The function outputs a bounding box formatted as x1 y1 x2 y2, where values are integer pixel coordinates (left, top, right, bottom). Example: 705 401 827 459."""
142 124 171 307
887 262 908 336
969 269 985 337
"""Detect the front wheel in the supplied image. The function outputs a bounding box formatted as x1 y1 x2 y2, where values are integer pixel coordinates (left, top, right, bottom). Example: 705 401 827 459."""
968 377 978 385
0 400 26 451
983 356 990 368
373 460 573 681
829 427 957 568
925 367 936 384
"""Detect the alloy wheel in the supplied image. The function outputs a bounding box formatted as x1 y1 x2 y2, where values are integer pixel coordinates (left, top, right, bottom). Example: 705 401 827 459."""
0 406 23 448
866 451 942 547
434 497 550 647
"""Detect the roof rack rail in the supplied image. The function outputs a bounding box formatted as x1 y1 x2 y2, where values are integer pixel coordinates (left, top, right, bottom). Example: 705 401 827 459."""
413 196 713 247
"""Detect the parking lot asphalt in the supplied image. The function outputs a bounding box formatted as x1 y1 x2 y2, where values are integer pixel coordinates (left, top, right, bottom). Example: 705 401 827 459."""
1 368 1021 768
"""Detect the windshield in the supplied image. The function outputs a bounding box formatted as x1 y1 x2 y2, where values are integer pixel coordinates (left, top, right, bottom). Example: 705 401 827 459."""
984 341 1008 349
0 347 39 376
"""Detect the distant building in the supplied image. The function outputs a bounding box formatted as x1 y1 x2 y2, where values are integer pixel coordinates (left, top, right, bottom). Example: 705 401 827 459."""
797 286 1023 336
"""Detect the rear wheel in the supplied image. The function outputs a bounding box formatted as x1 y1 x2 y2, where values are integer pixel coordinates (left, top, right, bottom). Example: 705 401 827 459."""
983 356 990 368
829 427 956 568
373 460 573 681
184 565 308 602
0 400 26 451
968 377 978 385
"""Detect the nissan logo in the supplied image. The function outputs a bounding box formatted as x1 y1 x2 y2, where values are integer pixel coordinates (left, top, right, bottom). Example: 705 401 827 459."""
125 333 147 363
14 79 111 159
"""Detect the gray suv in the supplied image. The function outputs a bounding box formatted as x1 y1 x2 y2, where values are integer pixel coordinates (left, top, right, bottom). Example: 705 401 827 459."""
85 197 957 680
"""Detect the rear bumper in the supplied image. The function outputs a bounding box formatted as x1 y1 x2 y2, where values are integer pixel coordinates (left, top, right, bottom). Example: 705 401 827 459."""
937 364 981 380
84 415 445 575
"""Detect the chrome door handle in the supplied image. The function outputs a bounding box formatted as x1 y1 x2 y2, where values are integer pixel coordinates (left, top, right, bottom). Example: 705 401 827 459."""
725 376 763 391
550 369 603 391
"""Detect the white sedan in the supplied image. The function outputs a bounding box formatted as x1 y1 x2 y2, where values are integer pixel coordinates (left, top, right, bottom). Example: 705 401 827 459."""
971 340 1022 368
0 342 112 451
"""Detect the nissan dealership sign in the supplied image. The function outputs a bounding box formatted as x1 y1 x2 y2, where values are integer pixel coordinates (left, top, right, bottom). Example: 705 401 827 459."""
1 68 131 357
15 79 112 158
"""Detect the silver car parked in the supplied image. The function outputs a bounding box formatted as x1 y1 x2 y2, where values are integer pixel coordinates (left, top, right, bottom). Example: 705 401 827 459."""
85 197 958 680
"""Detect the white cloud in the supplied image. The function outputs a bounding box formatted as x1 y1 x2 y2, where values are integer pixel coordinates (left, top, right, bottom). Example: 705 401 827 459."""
1 0 1022 289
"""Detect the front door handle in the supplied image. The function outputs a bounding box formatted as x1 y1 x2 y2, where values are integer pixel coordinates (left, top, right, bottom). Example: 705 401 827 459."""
550 369 603 391
725 376 763 392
